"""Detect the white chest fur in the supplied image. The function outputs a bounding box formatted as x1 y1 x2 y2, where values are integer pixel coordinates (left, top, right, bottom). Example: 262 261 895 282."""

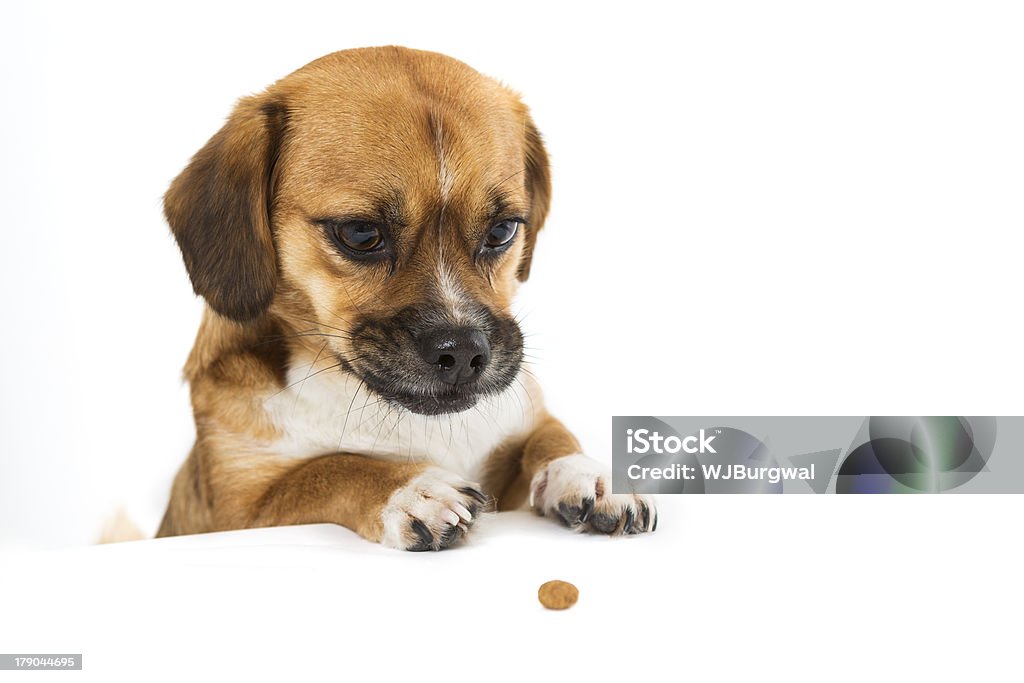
260 362 541 483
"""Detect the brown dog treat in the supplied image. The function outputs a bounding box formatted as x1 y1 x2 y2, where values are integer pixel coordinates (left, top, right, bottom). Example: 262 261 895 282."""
538 580 579 610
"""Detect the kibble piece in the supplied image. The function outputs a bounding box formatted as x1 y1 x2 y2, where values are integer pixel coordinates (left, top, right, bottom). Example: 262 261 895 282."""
538 580 579 610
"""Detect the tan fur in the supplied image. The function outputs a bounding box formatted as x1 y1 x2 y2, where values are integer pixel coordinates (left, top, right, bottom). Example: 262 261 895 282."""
158 47 645 547
98 508 146 544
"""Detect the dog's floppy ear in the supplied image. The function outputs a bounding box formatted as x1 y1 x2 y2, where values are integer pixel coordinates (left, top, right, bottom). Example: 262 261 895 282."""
517 116 551 282
164 95 286 322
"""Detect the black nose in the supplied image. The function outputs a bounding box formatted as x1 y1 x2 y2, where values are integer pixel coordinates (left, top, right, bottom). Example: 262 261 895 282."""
417 328 491 385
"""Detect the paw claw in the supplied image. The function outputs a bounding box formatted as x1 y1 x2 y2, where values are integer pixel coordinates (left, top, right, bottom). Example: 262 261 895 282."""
459 486 489 506
441 509 461 526
622 507 636 534
639 502 651 531
409 518 434 551
580 496 595 523
440 523 464 547
452 503 473 522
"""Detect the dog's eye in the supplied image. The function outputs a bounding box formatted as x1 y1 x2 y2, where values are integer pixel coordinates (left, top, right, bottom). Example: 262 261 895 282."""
332 221 384 253
484 219 519 249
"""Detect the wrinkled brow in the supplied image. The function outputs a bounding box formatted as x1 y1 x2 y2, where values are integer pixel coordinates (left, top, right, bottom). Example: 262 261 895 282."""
486 187 530 222
372 189 408 226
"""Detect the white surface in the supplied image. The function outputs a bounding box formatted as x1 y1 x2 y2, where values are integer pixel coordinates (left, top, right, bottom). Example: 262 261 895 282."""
3 499 1021 681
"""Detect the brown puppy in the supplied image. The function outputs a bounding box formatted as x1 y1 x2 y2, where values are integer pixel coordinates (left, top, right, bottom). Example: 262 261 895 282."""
158 46 656 550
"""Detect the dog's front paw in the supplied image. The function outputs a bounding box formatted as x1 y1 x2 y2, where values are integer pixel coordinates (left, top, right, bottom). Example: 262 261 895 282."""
529 454 657 535
379 468 490 551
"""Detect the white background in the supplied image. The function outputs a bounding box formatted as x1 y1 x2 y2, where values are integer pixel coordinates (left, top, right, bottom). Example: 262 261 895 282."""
1 0 1022 680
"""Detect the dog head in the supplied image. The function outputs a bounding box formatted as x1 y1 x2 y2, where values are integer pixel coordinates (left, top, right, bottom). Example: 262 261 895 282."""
164 47 551 415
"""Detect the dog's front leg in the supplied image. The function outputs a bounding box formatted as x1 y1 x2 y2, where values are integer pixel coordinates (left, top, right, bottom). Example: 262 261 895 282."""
521 417 657 535
252 454 488 551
